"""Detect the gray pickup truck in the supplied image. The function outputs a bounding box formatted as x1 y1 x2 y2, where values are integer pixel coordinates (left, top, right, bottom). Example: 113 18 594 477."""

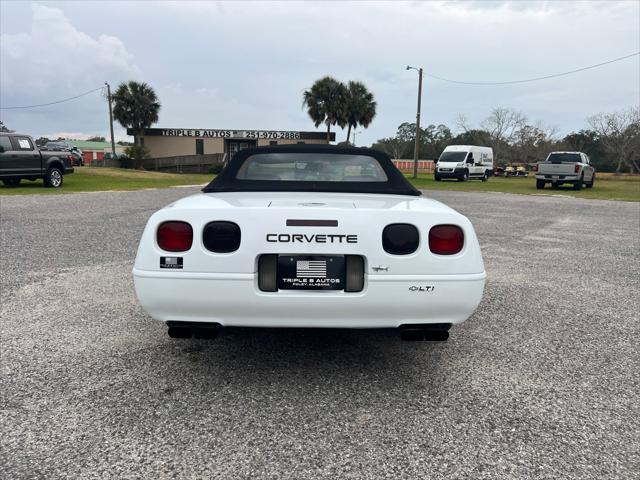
535 151 595 190
0 133 74 188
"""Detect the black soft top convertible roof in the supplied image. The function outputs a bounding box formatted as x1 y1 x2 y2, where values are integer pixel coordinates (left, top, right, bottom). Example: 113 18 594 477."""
202 145 421 196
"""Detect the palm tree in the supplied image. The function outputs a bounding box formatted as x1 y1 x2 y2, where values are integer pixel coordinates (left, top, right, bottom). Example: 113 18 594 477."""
344 81 376 143
112 81 161 145
303 77 347 142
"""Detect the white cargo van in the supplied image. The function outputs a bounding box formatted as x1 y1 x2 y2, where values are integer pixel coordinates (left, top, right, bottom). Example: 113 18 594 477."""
435 145 494 182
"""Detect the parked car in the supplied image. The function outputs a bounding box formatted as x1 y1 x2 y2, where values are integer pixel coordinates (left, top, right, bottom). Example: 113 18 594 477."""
68 148 84 166
434 145 494 182
535 151 595 190
43 141 84 166
0 133 74 188
42 141 72 151
132 145 486 342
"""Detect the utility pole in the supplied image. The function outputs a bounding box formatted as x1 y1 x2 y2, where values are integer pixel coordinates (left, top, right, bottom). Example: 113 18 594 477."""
411 68 423 179
406 66 423 178
105 81 116 158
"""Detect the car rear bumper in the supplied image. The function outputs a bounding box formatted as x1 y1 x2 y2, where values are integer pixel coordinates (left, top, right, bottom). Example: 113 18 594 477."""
132 269 486 328
536 174 578 181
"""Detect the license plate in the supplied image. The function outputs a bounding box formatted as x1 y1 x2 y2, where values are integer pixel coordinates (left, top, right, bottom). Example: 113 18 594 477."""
552 175 559 179
277 255 344 290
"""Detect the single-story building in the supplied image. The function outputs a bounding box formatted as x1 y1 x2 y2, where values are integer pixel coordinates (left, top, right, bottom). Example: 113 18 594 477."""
67 140 125 164
127 128 335 160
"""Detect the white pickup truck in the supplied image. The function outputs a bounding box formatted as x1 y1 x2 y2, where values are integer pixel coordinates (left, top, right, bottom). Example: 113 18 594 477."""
535 151 595 190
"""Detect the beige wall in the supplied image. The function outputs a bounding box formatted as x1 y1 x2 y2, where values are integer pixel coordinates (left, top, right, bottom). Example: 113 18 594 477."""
143 136 225 158
144 135 329 159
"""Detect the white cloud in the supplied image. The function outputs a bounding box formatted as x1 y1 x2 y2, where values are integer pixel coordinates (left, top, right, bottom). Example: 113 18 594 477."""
1 1 638 144
1 4 138 94
0 4 138 138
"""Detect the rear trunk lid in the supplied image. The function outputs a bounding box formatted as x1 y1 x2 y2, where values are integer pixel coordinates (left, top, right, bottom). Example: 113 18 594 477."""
135 192 484 277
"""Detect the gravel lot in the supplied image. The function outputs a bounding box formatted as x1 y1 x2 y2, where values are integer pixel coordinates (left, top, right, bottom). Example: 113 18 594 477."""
1 187 639 479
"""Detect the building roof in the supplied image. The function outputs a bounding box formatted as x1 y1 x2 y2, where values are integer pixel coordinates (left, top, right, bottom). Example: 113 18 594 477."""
67 140 122 151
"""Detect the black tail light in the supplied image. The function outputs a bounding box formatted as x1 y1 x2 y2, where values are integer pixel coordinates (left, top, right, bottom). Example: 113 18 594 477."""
429 225 464 255
382 224 419 255
203 221 241 253
157 221 193 252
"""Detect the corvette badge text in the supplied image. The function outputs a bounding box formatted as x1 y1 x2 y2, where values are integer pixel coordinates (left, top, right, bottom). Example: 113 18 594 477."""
266 233 358 243
409 285 435 292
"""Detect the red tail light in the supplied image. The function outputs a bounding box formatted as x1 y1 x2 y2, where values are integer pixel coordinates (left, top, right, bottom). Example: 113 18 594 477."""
575 164 580 173
532 164 538 171
429 225 464 255
157 221 193 252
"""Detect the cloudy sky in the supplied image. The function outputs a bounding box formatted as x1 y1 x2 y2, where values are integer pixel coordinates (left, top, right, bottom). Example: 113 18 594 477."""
1 1 638 145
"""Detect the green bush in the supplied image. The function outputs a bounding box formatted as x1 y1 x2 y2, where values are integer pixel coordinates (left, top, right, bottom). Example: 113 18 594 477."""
123 145 151 169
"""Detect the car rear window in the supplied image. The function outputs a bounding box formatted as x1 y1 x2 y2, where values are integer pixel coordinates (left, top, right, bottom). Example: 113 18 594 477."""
547 153 581 163
236 153 388 182
202 146 421 196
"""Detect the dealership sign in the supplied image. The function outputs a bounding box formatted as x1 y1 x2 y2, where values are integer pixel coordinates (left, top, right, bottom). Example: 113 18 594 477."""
132 128 336 142
161 129 301 140
130 128 334 141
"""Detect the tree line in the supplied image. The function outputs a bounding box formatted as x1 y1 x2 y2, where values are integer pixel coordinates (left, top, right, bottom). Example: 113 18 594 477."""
4 79 637 173
373 106 640 173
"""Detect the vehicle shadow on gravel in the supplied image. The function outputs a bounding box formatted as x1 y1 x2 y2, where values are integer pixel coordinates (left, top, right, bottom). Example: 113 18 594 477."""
152 328 452 388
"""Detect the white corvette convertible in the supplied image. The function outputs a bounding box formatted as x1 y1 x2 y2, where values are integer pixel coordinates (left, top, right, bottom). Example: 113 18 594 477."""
133 145 486 341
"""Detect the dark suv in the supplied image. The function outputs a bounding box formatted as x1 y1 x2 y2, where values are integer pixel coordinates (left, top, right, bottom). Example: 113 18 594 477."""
0 133 74 188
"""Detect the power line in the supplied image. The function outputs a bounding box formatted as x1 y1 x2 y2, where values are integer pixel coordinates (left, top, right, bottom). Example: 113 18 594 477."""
0 86 106 110
2 52 638 110
423 52 640 85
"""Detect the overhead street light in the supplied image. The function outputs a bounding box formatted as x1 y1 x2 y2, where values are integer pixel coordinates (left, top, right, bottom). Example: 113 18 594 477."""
406 65 423 179
352 130 363 147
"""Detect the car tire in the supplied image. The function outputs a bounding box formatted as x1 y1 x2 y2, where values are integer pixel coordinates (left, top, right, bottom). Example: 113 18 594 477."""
2 178 21 187
573 175 583 190
434 174 441 182
458 171 469 182
536 179 545 189
44 167 63 188
586 174 595 189
481 173 488 182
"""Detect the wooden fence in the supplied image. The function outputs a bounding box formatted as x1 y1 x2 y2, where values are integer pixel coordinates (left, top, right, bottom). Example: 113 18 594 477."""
392 159 435 173
141 153 227 173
